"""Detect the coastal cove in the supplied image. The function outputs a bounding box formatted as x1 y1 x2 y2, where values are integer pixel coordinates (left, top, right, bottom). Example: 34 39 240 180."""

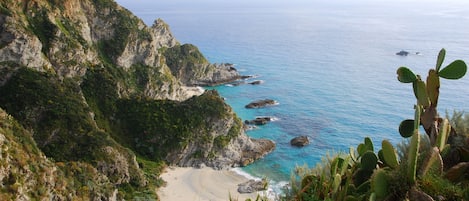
118 0 469 194
0 0 468 199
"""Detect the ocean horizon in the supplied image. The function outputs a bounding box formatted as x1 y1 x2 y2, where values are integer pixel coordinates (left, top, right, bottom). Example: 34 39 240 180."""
116 0 469 195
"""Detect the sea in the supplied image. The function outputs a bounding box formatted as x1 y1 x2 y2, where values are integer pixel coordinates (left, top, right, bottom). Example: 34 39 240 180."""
116 0 469 196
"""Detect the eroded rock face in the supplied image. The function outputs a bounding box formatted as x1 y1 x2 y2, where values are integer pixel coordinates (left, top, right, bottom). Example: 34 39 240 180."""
164 92 276 170
189 63 243 86
95 146 147 186
116 19 179 68
0 17 51 72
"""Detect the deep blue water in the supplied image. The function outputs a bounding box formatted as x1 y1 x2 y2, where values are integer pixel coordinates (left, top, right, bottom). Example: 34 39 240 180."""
117 0 469 192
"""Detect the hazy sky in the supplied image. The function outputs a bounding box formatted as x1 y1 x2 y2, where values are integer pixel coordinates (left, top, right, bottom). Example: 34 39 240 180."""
114 0 469 16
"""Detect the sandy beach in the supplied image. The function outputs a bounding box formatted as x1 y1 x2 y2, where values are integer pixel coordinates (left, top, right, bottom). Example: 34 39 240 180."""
157 167 264 201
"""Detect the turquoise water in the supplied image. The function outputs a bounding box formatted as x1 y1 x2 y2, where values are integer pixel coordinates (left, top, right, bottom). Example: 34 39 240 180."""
117 0 469 192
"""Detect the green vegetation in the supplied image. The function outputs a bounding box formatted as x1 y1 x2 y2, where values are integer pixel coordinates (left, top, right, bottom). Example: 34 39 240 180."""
0 3 12 16
55 17 88 49
285 49 469 201
162 44 209 78
0 67 96 161
94 0 151 63
26 8 57 54
115 90 234 160
0 108 116 200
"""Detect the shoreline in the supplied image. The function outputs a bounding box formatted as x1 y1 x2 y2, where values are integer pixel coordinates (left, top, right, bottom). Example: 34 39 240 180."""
157 167 268 201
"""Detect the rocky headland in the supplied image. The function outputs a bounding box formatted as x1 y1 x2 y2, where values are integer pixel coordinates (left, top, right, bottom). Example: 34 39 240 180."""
0 0 274 199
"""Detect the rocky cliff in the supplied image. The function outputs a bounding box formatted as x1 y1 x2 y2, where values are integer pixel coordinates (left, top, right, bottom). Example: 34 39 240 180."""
0 0 274 199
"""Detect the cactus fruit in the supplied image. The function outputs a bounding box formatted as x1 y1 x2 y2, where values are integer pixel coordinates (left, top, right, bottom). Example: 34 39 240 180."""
381 140 399 169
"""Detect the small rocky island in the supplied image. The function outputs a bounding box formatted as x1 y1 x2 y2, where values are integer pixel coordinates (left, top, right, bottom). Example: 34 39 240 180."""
244 117 273 125
290 136 310 147
396 50 409 56
245 99 278 109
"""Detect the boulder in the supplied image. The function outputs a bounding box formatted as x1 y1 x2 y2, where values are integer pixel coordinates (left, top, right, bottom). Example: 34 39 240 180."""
290 136 310 147
245 99 277 109
237 179 268 194
244 117 272 125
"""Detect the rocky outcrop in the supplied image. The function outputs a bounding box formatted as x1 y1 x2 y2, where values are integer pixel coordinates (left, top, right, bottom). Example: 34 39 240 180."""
248 80 264 85
245 117 273 125
116 18 178 68
238 179 268 194
164 91 276 170
291 136 310 147
245 99 278 109
0 15 51 73
163 44 244 86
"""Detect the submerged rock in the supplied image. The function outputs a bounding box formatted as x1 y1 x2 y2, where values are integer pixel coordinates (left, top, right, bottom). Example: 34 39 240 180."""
248 80 264 85
290 136 310 147
245 99 277 109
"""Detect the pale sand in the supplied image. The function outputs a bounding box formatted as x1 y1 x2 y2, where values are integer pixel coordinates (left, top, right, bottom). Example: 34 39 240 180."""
157 167 263 201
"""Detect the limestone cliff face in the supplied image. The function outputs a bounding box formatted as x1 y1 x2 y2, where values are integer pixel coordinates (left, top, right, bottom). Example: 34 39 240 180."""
117 19 178 68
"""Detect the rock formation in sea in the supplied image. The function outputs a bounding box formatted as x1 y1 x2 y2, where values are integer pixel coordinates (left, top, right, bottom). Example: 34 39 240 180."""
0 0 274 199
290 136 310 147
245 99 278 109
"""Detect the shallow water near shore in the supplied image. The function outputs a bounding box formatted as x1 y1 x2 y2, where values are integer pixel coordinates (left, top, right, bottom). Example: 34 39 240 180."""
117 0 469 196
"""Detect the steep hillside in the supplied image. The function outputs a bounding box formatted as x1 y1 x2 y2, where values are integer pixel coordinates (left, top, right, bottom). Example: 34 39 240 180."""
0 0 275 199
0 108 120 200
